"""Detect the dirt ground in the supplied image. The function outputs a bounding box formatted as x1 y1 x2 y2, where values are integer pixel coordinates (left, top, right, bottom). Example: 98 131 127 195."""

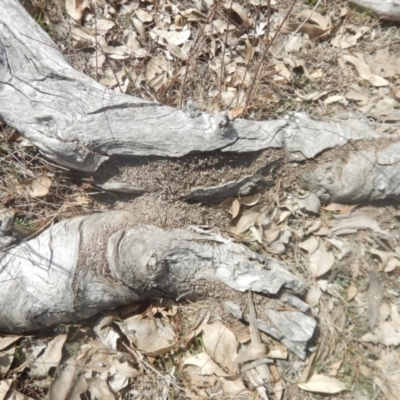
2 0 400 399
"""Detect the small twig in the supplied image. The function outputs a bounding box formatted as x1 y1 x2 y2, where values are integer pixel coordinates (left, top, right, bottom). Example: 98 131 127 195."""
219 0 233 102
179 1 218 109
244 0 298 112
122 342 185 392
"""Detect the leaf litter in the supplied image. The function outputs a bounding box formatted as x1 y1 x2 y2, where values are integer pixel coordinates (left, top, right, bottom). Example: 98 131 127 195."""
4 0 400 398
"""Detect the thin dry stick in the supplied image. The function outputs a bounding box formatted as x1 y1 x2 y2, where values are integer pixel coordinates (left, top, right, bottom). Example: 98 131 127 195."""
243 0 324 113
179 1 219 109
219 0 233 102
122 342 185 392
232 0 271 111
267 0 322 65
244 0 298 112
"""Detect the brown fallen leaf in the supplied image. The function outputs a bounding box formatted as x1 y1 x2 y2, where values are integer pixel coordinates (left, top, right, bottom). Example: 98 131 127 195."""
323 203 357 214
347 282 358 301
29 334 68 377
222 2 250 28
230 199 241 218
15 175 52 198
65 0 90 21
0 380 12 400
228 106 246 119
240 194 260 207
183 353 246 396
341 54 390 87
202 321 239 373
329 359 343 377
299 374 348 394
282 22 330 40
117 317 176 356
375 351 400 399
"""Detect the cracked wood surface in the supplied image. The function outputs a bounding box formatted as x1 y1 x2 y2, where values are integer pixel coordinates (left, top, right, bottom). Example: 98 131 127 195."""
0 211 309 337
0 0 383 173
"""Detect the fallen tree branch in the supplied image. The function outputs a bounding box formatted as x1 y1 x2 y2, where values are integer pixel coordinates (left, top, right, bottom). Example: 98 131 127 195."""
0 211 313 357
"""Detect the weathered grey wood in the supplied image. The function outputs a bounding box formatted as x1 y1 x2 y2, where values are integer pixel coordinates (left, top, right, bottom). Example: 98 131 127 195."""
301 142 400 202
185 175 267 203
0 0 384 173
0 211 311 344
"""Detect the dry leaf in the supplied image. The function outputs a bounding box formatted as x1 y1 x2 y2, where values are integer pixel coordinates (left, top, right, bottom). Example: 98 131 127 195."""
329 359 343 377
98 37 129 60
375 352 400 399
326 238 350 260
299 374 347 394
0 347 15 374
269 363 284 400
267 342 287 360
341 54 390 87
347 282 358 301
70 26 94 49
16 175 52 198
365 48 400 78
165 39 188 60
305 219 321 235
235 342 267 364
308 239 335 277
299 236 319 254
90 18 114 35
240 194 260 206
323 203 356 213
218 197 235 209
202 321 239 373
306 282 322 307
263 223 281 243
278 210 291 224
0 380 12 400
299 9 331 30
181 8 207 22
65 0 90 21
331 25 369 49
370 247 400 272
331 211 389 236
183 353 246 396
222 2 250 28
117 317 176 356
228 106 246 118
135 9 153 23
145 55 168 82
324 95 346 104
361 320 400 346
0 335 21 351
150 27 191 46
30 334 68 377
283 23 329 40
295 90 329 102
132 18 146 40
99 69 125 88
379 302 391 324
230 207 263 235
87 377 115 399
49 359 88 400
275 62 292 82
